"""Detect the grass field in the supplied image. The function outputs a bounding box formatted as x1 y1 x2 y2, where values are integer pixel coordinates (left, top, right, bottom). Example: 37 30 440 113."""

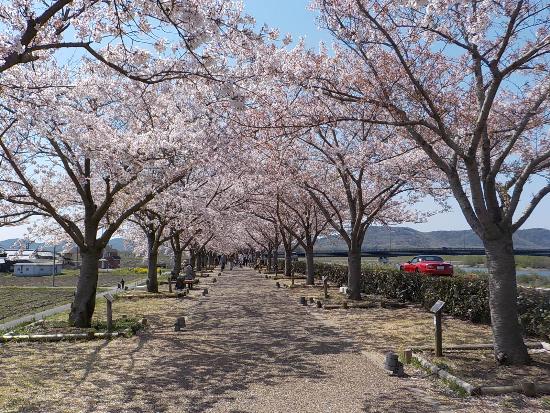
0 268 148 325
0 269 146 288
0 287 77 324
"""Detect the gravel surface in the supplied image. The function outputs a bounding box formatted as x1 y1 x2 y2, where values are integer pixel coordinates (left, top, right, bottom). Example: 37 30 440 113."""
1 268 547 412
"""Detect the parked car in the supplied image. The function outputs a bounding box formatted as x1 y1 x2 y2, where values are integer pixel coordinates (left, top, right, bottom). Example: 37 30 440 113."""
399 255 453 276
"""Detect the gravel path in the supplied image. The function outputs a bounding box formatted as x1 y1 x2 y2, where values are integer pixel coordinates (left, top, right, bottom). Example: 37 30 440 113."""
1 268 544 412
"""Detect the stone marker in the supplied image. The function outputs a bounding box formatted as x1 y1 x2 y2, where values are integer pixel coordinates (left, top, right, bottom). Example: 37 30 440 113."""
174 317 186 331
402 349 412 364
202 288 209 296
316 300 323 308
384 352 404 377
522 382 536 397
300 296 307 306
309 297 314 304
275 282 280 288
342 301 348 309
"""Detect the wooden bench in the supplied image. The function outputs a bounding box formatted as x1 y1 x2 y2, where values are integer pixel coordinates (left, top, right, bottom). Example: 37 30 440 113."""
178 279 199 290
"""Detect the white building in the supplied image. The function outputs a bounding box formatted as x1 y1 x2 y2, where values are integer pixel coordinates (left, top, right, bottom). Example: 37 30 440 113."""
13 262 63 277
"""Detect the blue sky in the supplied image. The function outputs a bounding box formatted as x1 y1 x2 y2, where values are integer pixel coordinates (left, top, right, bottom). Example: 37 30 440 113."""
0 1 547 239
245 0 329 47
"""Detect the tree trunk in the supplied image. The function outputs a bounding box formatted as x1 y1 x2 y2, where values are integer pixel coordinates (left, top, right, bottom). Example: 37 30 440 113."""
305 246 315 285
284 247 292 277
266 249 272 272
347 247 362 300
196 251 202 271
147 234 159 293
484 235 530 365
190 249 196 269
173 248 183 276
69 248 101 327
272 248 278 271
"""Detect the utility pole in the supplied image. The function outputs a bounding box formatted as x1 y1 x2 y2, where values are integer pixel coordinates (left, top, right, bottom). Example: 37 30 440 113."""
52 244 56 287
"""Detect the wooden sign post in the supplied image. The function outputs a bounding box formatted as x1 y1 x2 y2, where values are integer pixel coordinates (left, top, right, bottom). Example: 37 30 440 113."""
104 293 114 332
430 300 445 357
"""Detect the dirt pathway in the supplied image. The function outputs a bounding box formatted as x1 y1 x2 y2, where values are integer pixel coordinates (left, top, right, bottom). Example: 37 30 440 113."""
0 268 543 412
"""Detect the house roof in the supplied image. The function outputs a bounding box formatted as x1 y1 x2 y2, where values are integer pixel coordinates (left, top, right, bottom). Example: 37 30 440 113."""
14 261 61 266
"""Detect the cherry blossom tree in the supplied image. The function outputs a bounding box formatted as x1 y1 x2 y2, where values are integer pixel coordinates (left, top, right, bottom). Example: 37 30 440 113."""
313 0 550 364
295 123 426 299
0 0 253 81
276 189 330 285
0 68 199 326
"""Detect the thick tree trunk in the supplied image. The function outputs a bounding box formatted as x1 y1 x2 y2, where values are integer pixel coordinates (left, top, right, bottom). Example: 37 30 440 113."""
305 246 315 285
69 249 101 327
173 248 183 276
484 235 530 365
347 247 362 300
284 248 292 277
272 248 278 271
147 234 159 293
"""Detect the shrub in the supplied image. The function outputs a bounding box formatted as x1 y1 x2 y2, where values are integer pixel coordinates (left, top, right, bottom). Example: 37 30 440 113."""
295 260 549 339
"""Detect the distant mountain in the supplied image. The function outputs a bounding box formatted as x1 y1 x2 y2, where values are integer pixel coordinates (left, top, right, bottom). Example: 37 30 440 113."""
2 228 549 254
0 237 130 252
313 227 550 252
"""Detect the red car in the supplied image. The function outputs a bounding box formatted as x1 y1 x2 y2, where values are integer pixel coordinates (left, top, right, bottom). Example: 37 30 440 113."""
400 255 453 276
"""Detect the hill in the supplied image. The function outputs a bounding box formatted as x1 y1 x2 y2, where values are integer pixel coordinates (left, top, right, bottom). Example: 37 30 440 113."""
0 238 129 252
313 227 550 252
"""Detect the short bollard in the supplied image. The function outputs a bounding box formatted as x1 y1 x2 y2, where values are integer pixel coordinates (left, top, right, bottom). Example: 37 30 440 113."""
174 317 186 331
275 282 280 288
316 300 323 308
522 382 536 397
202 288 209 296
402 349 412 364
384 352 404 377
300 296 307 306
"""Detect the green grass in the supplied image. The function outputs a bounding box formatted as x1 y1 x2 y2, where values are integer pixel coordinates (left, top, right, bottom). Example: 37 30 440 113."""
517 273 550 288
9 315 143 335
